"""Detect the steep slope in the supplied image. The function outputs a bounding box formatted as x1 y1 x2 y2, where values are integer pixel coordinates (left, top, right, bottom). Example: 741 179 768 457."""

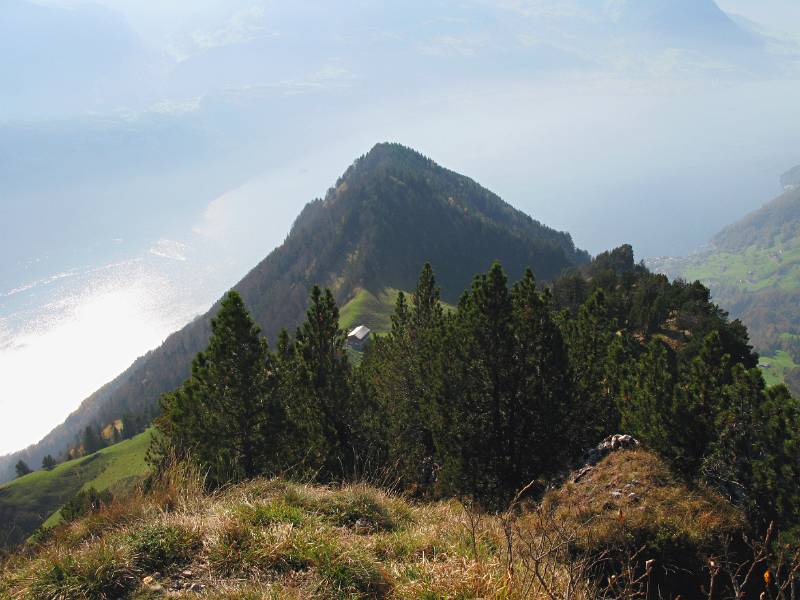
0 430 152 549
649 185 800 393
782 164 800 191
0 143 588 483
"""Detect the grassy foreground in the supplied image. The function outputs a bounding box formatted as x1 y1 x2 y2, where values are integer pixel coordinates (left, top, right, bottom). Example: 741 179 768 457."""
0 449 742 599
0 431 152 548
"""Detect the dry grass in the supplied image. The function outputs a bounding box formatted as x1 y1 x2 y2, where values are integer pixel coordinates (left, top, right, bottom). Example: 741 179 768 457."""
539 449 742 553
0 450 746 600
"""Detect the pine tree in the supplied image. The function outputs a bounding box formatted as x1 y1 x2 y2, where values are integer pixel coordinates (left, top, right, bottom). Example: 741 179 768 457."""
670 331 732 473
562 289 620 446
619 340 676 457
368 265 446 491
510 270 573 482
15 460 32 478
41 455 57 470
704 368 800 532
157 291 282 482
293 286 353 478
434 263 521 505
82 425 103 455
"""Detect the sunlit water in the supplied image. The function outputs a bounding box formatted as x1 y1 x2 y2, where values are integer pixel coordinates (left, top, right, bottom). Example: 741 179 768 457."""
0 252 212 455
0 156 332 456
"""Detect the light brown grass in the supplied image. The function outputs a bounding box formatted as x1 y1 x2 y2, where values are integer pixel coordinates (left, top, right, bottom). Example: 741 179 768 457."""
0 450 746 600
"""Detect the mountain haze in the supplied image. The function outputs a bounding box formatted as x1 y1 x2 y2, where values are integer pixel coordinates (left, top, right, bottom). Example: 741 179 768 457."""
0 143 588 483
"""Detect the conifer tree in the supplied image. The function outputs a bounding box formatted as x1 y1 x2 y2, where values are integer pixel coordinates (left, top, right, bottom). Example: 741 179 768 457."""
670 331 732 473
41 455 57 470
562 289 619 445
510 270 573 481
157 291 281 482
449 263 515 503
704 369 800 531
293 286 353 478
82 425 103 455
15 460 32 478
372 265 446 491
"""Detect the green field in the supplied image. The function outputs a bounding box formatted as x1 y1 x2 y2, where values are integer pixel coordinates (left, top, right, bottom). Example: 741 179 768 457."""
0 430 152 548
339 286 456 338
682 239 800 292
339 287 405 333
760 350 800 388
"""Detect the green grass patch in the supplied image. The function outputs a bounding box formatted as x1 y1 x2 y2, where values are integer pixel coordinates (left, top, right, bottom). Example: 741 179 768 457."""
126 523 202 572
682 239 800 293
759 350 799 387
236 500 306 528
339 287 406 333
27 540 139 600
318 488 411 533
0 431 153 548
209 522 392 598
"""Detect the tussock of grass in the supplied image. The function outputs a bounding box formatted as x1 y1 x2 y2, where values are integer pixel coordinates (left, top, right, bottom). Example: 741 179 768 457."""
127 522 202 572
235 500 306 528
318 486 412 533
0 450 745 599
24 540 139 600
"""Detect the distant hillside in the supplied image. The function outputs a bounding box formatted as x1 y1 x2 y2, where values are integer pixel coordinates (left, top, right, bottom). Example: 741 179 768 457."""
0 430 151 549
649 185 800 394
782 164 800 191
608 0 756 45
0 143 588 484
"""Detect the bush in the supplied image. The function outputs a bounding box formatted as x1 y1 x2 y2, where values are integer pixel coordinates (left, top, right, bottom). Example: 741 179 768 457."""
61 488 113 523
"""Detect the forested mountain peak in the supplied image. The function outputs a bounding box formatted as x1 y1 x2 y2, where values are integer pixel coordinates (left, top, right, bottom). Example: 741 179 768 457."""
0 143 587 483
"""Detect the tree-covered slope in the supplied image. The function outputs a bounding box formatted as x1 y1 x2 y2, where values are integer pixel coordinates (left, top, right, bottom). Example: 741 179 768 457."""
0 143 588 484
649 186 800 394
0 430 152 549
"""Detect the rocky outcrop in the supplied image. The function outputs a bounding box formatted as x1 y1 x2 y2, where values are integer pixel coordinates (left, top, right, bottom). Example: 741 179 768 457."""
572 434 640 483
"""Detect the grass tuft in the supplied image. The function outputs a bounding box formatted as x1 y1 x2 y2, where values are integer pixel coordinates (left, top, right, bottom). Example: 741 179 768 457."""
236 500 306 528
127 522 202 572
26 540 138 600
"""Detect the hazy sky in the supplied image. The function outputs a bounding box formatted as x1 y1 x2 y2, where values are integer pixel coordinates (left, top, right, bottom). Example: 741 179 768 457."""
2 0 800 455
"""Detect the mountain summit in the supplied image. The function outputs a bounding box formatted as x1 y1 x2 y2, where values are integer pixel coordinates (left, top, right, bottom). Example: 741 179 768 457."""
0 143 588 482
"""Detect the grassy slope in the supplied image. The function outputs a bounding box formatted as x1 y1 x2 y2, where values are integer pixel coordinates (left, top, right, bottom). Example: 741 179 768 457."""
682 240 800 292
0 431 152 547
761 350 799 387
339 287 405 333
0 450 741 599
339 287 456 335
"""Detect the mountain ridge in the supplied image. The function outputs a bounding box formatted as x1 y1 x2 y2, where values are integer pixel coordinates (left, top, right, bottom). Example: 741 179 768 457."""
0 143 588 483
